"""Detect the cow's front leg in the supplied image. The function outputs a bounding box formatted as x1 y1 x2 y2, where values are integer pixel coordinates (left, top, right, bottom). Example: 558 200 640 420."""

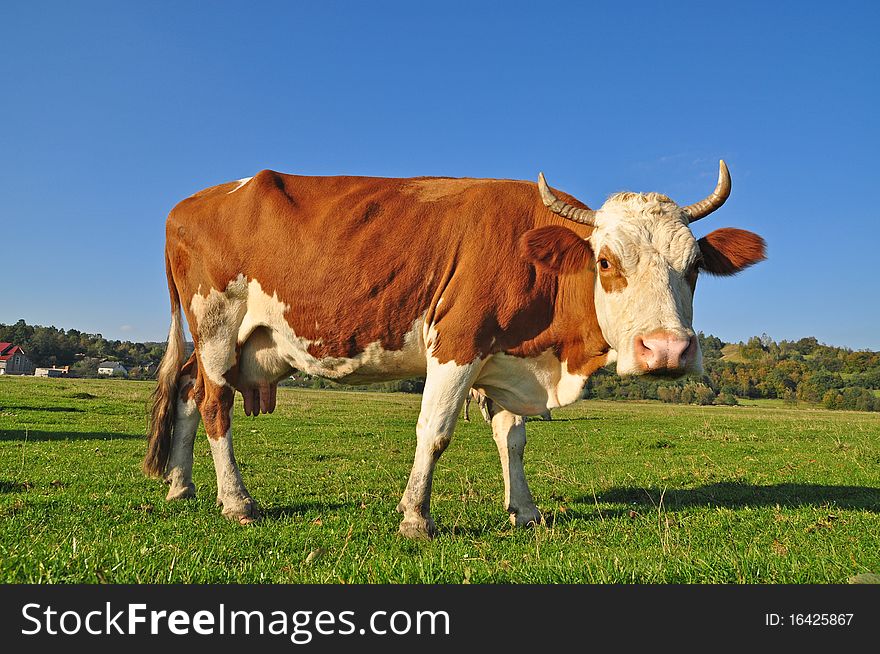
492 409 542 527
198 377 261 525
397 358 482 540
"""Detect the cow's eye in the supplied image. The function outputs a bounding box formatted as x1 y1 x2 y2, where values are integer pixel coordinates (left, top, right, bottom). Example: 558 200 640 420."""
598 258 611 270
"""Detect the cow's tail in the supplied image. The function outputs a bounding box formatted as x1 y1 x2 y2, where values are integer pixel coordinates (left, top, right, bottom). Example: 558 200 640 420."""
143 253 186 478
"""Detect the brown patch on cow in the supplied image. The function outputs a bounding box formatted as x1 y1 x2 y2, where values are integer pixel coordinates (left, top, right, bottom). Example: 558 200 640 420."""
180 353 197 379
520 226 593 275
597 246 628 293
505 264 611 377
698 228 766 276
166 170 610 377
507 228 611 376
187 183 226 199
194 365 234 439
401 177 493 202
176 354 198 403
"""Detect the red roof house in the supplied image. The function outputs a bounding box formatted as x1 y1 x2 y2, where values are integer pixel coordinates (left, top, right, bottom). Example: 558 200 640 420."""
0 343 36 375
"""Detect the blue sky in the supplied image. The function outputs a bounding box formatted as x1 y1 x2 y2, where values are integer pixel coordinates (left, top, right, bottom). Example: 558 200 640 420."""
1 1 878 348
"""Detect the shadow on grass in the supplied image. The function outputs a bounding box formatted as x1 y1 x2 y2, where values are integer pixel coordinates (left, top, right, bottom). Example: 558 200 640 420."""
578 482 880 512
0 480 32 493
0 429 143 442
0 405 84 413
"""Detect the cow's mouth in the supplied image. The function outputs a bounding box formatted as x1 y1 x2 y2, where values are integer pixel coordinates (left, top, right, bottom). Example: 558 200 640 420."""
642 367 693 380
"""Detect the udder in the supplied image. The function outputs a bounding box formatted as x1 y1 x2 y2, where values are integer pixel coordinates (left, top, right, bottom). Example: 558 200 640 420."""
235 326 294 415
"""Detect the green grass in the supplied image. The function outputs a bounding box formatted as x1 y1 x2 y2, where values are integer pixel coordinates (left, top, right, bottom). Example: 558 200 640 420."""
1 376 879 583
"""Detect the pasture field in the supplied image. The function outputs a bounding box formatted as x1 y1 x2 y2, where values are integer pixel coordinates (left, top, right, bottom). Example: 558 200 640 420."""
1 376 879 584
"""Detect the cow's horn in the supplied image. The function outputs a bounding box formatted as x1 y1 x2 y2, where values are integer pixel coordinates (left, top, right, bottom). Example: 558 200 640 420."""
537 173 597 226
680 160 731 223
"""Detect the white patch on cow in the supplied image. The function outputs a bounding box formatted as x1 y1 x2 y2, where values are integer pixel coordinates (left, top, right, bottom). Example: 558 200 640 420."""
190 275 430 387
398 351 484 537
165 377 200 500
302 317 428 383
474 350 589 416
417 351 482 425
190 275 249 386
491 409 541 526
589 192 700 375
207 408 257 521
556 360 590 406
227 177 253 194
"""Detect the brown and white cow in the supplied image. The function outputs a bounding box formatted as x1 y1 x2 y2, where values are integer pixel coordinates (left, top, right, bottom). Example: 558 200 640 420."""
145 161 765 538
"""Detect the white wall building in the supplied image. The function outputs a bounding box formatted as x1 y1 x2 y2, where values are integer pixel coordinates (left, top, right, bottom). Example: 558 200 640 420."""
97 361 128 376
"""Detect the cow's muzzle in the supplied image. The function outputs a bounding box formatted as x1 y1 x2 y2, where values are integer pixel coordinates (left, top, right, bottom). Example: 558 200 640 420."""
634 331 697 375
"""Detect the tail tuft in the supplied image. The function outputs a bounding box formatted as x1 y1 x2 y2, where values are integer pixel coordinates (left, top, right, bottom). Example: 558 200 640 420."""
144 257 186 477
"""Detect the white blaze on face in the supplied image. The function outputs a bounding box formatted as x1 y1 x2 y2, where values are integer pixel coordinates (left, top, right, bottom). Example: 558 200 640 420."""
588 192 702 375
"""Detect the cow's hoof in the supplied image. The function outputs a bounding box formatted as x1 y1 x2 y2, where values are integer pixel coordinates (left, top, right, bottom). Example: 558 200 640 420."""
509 507 543 528
219 497 262 525
165 483 196 501
398 516 436 540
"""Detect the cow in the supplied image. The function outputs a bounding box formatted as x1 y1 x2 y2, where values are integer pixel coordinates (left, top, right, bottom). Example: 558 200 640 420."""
144 161 765 539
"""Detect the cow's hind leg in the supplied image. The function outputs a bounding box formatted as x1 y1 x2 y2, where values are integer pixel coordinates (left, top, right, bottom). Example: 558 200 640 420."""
397 358 482 539
198 373 261 524
491 409 542 527
165 355 200 500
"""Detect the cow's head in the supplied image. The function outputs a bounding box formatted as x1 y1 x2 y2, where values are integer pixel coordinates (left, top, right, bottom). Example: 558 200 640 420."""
524 161 765 377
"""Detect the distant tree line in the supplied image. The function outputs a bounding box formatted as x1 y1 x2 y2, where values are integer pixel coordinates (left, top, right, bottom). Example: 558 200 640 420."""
584 333 880 411
3 320 878 411
0 319 165 380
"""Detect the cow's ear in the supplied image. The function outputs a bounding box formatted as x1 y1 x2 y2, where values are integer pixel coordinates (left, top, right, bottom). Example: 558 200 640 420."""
520 226 593 275
698 228 766 276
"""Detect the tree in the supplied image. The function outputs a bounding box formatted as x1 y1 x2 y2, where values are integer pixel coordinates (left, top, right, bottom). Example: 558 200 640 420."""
693 384 716 406
822 390 843 410
680 385 695 405
716 391 738 406
70 358 98 378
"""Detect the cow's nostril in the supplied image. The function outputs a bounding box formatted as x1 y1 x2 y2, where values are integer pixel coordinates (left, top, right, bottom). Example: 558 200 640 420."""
680 337 693 358
634 335 660 369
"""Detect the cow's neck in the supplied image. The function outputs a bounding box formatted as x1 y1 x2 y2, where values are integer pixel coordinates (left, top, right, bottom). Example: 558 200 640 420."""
504 216 611 386
549 269 612 380
535 212 610 378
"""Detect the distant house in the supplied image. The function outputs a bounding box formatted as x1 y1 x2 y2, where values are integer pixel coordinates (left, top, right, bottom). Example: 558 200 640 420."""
0 343 35 375
97 361 128 377
34 366 69 378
